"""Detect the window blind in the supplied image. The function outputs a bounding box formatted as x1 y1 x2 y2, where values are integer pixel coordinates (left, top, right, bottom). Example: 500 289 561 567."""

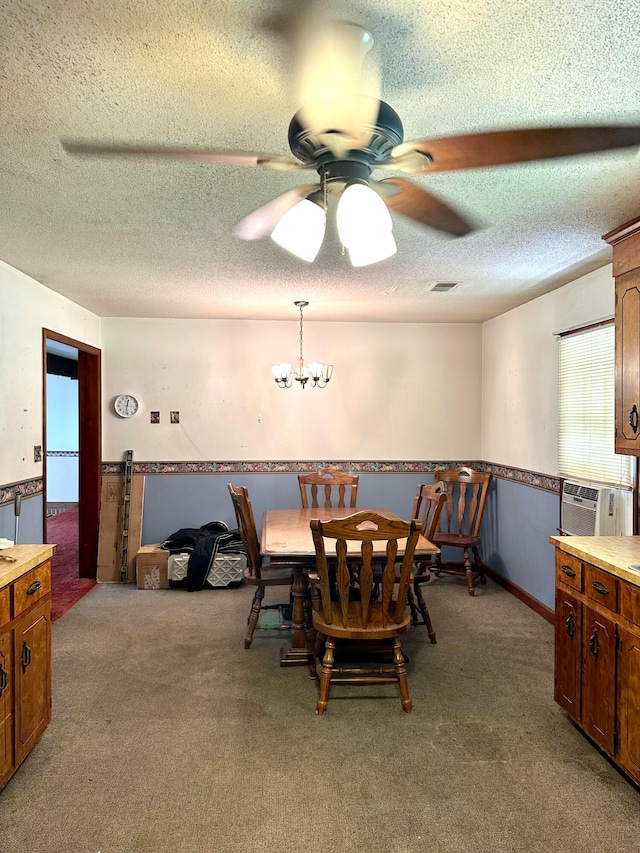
558 323 633 489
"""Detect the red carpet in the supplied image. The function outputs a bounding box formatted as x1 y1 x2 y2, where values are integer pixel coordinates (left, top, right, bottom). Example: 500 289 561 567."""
48 506 96 621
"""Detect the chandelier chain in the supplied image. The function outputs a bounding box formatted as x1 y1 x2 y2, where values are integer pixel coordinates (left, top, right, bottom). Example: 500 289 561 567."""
299 303 304 363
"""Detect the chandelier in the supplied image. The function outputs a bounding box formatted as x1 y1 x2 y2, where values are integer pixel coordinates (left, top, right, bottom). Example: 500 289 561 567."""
271 301 333 389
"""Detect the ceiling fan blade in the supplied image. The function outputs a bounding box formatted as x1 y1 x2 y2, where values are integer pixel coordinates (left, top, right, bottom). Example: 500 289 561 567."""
389 126 640 173
233 185 319 240
295 16 381 152
61 140 310 171
376 178 475 237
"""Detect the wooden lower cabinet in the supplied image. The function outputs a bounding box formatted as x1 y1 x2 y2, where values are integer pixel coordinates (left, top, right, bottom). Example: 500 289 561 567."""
552 539 640 787
554 590 581 717
581 605 616 754
0 629 13 788
617 627 640 782
0 546 54 791
13 601 51 766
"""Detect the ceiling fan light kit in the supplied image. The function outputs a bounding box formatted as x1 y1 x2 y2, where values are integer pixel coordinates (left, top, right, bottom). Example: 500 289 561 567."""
336 181 397 266
270 197 327 262
272 301 333 389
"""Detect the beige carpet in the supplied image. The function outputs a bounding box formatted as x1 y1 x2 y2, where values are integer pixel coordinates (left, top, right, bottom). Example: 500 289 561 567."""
1 577 638 852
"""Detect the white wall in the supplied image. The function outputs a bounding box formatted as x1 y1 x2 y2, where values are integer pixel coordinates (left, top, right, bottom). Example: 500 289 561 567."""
482 265 614 474
0 262 100 486
102 318 483 462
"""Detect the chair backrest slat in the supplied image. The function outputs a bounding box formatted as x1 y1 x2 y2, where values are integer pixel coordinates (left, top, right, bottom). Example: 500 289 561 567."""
311 512 420 631
228 483 262 578
299 468 358 509
336 540 350 625
412 482 447 541
434 467 492 537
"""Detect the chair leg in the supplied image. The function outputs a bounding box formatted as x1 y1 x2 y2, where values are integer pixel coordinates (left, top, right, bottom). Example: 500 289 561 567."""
407 586 420 625
432 551 442 577
310 630 326 680
413 580 437 644
316 638 335 715
472 546 486 584
245 585 265 649
463 547 475 596
392 638 412 713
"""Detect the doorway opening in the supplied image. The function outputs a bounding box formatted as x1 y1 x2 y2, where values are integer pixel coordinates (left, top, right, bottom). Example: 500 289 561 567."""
43 330 101 619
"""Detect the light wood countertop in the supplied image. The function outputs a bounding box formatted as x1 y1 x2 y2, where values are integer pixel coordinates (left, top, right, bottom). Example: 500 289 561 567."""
549 535 640 586
0 544 55 589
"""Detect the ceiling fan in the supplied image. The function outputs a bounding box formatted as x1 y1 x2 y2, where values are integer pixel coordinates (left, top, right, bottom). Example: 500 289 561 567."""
62 11 640 265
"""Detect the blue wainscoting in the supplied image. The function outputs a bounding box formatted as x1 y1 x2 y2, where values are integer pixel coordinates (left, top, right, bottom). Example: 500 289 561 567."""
141 471 560 612
481 477 559 611
0 495 43 544
140 472 437 545
0 465 561 616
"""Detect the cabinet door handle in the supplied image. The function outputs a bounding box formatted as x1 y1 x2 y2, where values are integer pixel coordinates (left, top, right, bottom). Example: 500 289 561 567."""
565 612 575 639
26 579 42 595
589 629 600 661
591 580 609 596
630 405 639 434
21 641 32 673
561 565 576 578
0 663 7 698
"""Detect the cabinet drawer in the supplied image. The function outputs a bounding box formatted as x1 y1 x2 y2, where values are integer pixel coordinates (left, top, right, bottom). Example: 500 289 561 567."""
556 552 582 591
12 563 51 618
585 564 618 613
621 582 640 631
0 588 9 628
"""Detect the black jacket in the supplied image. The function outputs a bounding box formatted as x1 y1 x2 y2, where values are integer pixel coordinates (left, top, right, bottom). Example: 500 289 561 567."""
161 521 244 591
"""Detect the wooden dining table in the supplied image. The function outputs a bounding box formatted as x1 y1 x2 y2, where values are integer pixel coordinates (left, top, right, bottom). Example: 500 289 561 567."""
261 507 440 667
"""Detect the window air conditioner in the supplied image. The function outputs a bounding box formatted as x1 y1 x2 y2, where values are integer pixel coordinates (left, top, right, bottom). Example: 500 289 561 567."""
561 481 633 536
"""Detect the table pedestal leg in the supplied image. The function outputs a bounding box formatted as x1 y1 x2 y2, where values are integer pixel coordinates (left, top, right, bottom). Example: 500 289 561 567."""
280 563 312 666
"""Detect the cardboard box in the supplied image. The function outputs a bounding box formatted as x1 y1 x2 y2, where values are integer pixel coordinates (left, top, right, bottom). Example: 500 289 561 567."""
136 545 169 590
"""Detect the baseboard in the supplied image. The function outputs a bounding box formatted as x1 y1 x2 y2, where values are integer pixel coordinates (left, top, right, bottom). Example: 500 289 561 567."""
482 564 554 624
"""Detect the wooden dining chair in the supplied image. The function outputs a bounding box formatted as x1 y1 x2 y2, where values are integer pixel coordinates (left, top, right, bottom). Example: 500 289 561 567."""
431 466 492 596
298 468 358 509
409 482 447 642
371 482 446 643
309 511 421 715
228 483 300 649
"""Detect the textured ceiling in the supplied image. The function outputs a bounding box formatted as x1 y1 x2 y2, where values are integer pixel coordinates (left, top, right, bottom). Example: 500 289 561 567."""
2 0 640 323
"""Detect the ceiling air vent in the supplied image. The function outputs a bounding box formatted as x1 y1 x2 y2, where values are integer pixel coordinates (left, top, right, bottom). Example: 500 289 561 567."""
429 282 459 293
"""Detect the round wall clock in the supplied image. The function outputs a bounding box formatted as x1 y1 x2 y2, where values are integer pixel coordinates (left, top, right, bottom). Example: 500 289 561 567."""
114 394 140 418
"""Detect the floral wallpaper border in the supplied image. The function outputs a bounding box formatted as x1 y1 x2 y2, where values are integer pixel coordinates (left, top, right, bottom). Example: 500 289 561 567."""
0 461 561 506
0 478 44 506
100 459 562 494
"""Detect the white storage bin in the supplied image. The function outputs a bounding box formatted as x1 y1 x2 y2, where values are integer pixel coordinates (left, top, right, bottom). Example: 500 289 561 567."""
206 553 246 587
168 552 246 588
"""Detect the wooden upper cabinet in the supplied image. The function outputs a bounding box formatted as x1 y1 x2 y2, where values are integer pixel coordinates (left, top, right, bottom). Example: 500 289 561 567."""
615 274 640 453
603 217 640 455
